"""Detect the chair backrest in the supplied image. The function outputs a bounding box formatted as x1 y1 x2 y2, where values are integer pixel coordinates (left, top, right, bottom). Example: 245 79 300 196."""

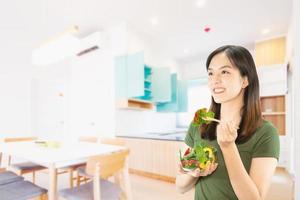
78 136 98 143
99 137 125 146
85 149 129 179
4 137 38 143
3 137 38 165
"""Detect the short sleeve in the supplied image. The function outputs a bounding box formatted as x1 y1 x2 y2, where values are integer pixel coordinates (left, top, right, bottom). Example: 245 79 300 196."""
252 122 280 160
184 122 195 148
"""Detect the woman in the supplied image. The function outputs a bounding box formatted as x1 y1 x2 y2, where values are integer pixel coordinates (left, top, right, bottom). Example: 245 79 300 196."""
176 45 280 200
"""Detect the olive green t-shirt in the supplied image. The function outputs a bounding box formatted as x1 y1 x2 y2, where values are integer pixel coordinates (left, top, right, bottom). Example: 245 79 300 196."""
184 120 280 200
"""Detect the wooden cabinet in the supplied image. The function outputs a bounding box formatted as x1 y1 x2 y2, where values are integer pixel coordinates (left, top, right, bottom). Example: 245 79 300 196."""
261 95 286 135
255 36 286 67
116 98 154 110
121 137 188 182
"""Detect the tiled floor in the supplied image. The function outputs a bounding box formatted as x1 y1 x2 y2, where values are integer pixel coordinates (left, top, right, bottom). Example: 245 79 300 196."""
24 167 293 200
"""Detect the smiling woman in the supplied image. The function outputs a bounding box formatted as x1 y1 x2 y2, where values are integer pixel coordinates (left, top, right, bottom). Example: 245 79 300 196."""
176 45 280 200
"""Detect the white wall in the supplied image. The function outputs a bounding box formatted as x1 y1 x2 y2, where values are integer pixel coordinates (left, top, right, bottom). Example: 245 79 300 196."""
0 32 32 138
68 38 116 138
284 16 295 174
31 59 71 140
115 110 176 134
180 59 207 80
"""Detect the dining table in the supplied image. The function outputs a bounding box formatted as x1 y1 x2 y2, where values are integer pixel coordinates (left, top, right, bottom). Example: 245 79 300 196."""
0 140 132 200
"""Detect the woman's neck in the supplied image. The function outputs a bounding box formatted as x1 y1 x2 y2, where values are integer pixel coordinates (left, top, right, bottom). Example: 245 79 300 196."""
220 90 244 124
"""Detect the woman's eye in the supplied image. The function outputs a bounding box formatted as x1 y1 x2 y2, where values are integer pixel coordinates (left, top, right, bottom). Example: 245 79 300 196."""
208 72 213 76
221 70 230 75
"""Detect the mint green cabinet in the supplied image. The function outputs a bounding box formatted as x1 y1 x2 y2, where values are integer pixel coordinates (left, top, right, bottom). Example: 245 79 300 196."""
115 51 172 103
115 55 128 98
152 67 171 102
177 80 188 112
114 52 144 98
127 52 144 97
136 65 153 101
156 73 188 112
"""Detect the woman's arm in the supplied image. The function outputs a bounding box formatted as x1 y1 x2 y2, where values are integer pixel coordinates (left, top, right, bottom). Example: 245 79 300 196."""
175 163 218 194
217 121 277 200
221 143 277 200
175 173 199 194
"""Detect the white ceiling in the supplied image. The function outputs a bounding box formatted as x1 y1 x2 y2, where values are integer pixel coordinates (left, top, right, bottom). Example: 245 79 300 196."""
0 0 292 62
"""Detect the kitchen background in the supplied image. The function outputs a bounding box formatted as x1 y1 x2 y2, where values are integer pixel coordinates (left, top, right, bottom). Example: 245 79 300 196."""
0 0 300 199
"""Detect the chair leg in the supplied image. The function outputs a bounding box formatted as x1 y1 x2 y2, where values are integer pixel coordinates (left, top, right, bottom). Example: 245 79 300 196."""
77 175 81 187
8 155 11 166
69 168 74 188
0 152 2 167
32 171 36 183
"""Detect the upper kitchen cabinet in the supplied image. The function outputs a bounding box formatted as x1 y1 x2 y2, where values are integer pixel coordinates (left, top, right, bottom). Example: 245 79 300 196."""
115 51 154 110
177 80 188 112
151 67 171 102
115 55 128 98
115 51 144 98
135 65 153 101
156 74 188 112
127 51 144 97
255 37 286 67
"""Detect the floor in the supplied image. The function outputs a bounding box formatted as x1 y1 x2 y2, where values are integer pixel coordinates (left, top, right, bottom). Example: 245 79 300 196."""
22 167 293 200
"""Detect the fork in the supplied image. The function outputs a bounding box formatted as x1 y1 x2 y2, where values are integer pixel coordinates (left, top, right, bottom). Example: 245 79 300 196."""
202 117 240 129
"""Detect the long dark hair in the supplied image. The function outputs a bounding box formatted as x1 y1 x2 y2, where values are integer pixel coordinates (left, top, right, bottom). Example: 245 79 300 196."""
200 45 263 143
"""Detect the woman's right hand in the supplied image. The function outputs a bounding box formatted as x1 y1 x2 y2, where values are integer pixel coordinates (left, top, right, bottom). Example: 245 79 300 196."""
178 162 218 178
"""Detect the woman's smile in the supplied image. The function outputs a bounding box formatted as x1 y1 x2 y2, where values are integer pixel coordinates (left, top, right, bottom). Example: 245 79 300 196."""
213 87 226 94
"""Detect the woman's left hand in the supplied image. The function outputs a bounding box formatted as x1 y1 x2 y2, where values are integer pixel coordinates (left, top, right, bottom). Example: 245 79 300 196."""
216 121 238 149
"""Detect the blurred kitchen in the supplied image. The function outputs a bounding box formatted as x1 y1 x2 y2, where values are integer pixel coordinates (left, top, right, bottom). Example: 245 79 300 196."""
0 0 299 200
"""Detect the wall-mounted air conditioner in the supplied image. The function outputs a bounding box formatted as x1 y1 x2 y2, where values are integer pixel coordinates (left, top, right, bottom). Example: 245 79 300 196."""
77 32 102 57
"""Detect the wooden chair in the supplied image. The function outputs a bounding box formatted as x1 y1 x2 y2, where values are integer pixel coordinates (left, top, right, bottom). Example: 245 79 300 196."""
61 136 98 188
99 137 125 146
1 137 46 183
76 137 126 186
59 149 130 200
78 136 98 143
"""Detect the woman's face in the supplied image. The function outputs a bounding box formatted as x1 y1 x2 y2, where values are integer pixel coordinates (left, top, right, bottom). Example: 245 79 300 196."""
207 52 248 104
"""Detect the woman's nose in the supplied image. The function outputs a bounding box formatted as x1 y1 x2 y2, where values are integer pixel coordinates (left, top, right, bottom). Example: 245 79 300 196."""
210 74 221 84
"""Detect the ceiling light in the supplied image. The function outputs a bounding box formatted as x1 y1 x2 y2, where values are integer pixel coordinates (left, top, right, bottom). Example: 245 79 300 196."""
149 17 159 26
196 0 206 8
261 28 270 35
184 49 190 54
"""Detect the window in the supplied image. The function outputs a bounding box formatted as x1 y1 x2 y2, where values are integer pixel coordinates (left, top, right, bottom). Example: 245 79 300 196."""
176 78 211 127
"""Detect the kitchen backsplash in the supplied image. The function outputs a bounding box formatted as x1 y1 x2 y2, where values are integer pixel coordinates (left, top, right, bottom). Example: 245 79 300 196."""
115 109 177 135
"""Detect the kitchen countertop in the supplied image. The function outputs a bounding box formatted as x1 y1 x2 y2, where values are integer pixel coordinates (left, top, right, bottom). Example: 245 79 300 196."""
116 130 188 141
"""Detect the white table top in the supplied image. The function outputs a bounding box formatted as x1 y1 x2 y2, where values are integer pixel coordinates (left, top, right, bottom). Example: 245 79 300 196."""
0 141 126 168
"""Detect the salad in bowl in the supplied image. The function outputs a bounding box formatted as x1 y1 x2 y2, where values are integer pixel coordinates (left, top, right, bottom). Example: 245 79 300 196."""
180 143 217 172
180 107 217 172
